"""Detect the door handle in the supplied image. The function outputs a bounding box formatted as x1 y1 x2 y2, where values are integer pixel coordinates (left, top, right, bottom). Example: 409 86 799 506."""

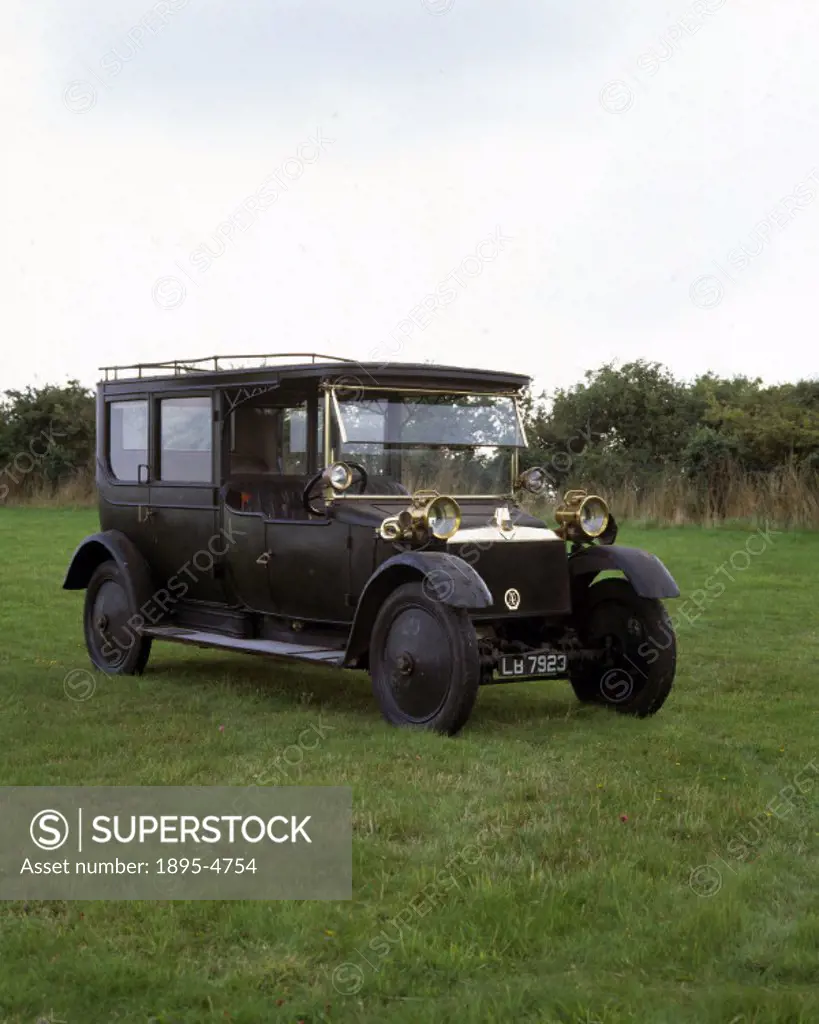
256 550 273 565
138 506 155 524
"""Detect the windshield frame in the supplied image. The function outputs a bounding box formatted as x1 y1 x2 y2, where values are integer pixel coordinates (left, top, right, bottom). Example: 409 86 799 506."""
322 383 529 499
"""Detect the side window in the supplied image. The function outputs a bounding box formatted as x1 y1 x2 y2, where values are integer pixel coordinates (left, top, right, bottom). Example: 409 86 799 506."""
282 406 308 474
160 397 213 483
109 400 148 482
227 401 311 475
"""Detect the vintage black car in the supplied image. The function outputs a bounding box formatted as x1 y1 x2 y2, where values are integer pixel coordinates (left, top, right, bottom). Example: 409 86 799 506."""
63 354 679 735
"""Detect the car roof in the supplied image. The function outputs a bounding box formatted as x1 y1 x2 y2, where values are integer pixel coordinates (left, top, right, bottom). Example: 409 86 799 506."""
99 354 531 395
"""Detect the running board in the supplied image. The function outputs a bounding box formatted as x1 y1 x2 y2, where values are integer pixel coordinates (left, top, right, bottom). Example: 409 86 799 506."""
142 626 346 666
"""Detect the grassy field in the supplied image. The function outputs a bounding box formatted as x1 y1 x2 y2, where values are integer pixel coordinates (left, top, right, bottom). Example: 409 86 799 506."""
0 508 817 1024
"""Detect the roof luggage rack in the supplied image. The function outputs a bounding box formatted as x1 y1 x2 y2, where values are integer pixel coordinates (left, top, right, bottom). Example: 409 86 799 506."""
99 353 356 381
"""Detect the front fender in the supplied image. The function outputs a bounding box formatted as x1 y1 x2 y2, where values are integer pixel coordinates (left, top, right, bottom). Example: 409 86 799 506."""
343 552 492 667
63 530 155 611
569 545 680 600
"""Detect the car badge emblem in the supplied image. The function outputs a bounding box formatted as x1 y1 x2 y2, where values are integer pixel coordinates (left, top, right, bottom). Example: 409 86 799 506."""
504 588 521 610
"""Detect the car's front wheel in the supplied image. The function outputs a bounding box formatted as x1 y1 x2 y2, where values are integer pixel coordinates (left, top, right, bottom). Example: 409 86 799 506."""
83 560 153 675
569 577 675 716
369 581 480 735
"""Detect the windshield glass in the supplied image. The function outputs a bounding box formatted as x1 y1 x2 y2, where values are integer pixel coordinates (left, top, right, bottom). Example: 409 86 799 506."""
333 390 524 495
341 444 514 495
335 392 523 446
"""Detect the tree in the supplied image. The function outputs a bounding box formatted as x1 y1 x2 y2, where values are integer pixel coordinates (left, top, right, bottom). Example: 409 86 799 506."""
0 382 95 498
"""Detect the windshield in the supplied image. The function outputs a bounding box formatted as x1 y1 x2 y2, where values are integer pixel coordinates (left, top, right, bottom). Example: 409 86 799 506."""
334 392 524 447
331 390 525 496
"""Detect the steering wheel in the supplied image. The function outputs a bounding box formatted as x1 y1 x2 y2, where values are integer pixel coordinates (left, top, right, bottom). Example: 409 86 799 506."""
302 462 369 516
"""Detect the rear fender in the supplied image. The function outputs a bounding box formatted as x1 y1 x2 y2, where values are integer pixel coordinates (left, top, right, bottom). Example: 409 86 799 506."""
63 530 155 611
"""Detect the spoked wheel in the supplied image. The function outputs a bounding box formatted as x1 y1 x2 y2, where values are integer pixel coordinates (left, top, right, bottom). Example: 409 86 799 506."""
83 561 152 675
569 578 675 716
369 581 480 735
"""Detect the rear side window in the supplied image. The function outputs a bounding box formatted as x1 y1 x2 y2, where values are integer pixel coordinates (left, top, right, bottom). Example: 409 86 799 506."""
160 397 213 483
109 400 148 481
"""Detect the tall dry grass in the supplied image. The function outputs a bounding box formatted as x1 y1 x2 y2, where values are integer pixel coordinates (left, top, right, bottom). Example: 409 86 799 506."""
2 464 818 527
0 468 96 509
542 465 819 529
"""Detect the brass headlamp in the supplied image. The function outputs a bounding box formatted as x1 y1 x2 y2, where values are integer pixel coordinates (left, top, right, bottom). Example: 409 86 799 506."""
378 490 462 543
554 489 610 542
323 461 354 492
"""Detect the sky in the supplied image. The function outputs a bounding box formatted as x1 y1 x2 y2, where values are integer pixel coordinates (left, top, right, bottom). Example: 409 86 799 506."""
3 0 818 398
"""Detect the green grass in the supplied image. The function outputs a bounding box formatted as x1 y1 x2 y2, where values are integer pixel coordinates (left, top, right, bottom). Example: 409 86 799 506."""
0 508 817 1024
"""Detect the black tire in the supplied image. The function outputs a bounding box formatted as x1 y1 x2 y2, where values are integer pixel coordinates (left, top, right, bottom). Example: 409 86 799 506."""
568 578 675 717
83 560 153 675
369 581 480 735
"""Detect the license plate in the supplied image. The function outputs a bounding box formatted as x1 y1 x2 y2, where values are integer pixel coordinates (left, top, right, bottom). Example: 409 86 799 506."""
497 650 568 680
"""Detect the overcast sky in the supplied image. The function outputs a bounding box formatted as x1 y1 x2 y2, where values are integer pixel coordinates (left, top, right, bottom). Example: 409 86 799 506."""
3 0 818 396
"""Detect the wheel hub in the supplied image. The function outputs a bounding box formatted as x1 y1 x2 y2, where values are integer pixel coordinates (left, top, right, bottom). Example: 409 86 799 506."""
396 652 415 676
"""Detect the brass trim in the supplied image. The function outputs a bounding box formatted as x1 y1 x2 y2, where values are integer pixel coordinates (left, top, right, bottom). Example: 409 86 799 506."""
323 388 332 466
513 397 529 446
330 389 348 444
332 492 515 502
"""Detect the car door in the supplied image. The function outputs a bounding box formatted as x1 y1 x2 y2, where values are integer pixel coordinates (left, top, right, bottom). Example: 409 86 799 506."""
265 514 352 623
217 482 351 622
147 392 224 602
220 490 275 613
261 404 352 623
101 392 154 565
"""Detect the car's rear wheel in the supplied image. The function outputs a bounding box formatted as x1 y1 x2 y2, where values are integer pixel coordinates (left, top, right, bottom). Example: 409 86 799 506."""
83 560 152 675
369 581 480 735
569 578 675 716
